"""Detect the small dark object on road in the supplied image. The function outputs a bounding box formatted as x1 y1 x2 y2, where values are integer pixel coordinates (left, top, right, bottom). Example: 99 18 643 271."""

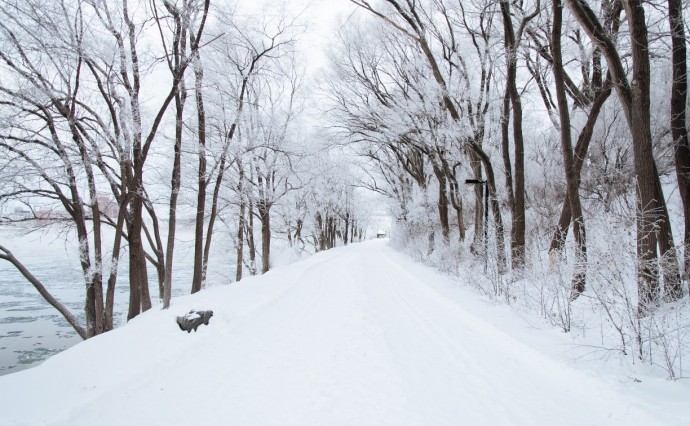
176 309 214 333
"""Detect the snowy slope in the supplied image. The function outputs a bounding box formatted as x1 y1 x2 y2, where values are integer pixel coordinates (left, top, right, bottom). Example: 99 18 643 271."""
0 240 687 426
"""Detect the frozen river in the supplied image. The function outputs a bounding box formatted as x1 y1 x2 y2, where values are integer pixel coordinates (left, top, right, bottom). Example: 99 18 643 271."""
0 227 234 375
0 256 83 375
0 230 90 375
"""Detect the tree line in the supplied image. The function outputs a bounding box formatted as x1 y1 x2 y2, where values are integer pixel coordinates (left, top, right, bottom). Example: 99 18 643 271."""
0 0 368 339
327 0 690 316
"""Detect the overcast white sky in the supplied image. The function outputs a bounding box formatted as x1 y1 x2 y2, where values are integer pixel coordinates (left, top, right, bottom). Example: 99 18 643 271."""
292 0 359 72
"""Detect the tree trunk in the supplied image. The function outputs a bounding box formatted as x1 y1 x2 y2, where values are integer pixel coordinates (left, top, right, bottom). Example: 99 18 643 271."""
344 212 350 245
191 51 207 294
141 203 165 304
549 80 612 252
202 155 227 284
105 203 126 330
626 0 662 312
433 165 450 242
552 0 587 298
500 0 527 269
161 1 189 309
653 165 682 300
668 0 690 292
87 187 105 335
259 202 271 274
500 86 515 213
82 181 102 337
127 196 150 320
472 166 483 248
296 218 304 246
445 161 466 242
331 216 337 248
316 212 325 251
163 85 186 309
247 201 257 275
124 0 152 319
236 195 245 282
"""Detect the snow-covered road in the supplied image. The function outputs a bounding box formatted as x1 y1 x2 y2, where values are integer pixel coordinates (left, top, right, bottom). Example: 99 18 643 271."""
0 240 685 425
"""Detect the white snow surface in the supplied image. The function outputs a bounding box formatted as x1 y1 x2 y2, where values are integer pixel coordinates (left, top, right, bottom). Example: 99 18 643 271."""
0 240 688 426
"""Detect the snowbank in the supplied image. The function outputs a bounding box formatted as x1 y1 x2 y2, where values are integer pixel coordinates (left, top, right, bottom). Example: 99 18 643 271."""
0 240 687 425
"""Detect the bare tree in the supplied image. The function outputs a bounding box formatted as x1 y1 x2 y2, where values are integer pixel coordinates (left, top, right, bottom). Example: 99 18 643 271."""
152 0 211 308
244 70 300 274
189 10 299 289
550 0 586 297
0 0 118 337
498 0 540 269
565 0 681 312
667 0 690 290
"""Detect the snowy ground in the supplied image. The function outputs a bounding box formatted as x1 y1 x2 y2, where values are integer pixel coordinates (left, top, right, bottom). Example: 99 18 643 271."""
0 239 687 425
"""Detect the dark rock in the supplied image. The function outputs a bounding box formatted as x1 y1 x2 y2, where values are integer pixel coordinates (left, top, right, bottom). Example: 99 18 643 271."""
176 310 214 333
